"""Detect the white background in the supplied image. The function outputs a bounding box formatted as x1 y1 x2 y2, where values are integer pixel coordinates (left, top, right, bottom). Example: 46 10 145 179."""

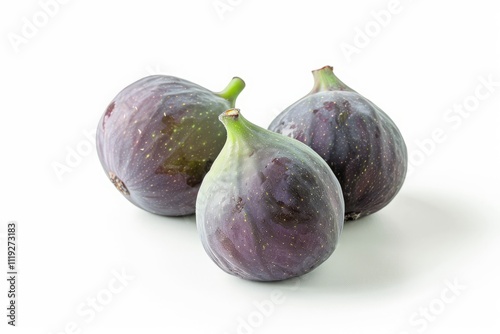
1 0 499 333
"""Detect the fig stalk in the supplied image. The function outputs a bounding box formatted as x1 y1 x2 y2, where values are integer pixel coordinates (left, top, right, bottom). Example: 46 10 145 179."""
216 77 246 105
311 66 351 92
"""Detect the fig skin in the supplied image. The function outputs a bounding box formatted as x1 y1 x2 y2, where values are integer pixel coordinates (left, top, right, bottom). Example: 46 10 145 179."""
196 109 344 281
268 66 407 221
97 75 245 216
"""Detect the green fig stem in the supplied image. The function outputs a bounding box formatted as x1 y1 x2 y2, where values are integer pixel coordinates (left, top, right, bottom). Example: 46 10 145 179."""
216 77 246 107
310 66 352 93
219 108 258 142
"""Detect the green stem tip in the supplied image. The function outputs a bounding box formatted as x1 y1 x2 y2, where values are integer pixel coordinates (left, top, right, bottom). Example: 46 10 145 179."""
311 65 352 93
216 77 246 106
219 108 242 129
219 108 258 141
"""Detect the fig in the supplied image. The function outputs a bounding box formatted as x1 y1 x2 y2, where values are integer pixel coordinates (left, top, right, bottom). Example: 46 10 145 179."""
269 66 407 221
97 75 245 216
196 109 344 281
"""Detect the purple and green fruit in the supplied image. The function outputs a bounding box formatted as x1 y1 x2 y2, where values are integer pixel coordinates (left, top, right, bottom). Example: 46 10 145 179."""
269 66 407 221
97 65 408 281
96 75 245 216
196 109 344 281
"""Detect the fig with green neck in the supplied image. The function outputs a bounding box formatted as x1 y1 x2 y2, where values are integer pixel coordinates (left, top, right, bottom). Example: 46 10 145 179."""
197 109 344 281
97 75 245 216
269 66 408 221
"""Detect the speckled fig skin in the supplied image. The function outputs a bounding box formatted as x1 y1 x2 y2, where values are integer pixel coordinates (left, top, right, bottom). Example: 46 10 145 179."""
97 75 245 216
196 109 344 281
268 66 407 221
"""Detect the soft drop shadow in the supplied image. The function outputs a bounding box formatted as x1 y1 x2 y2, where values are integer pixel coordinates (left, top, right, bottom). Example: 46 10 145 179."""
278 190 487 293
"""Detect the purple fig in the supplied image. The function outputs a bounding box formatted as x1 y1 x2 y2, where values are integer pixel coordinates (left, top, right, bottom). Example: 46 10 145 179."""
269 66 407 221
196 109 344 281
97 75 245 216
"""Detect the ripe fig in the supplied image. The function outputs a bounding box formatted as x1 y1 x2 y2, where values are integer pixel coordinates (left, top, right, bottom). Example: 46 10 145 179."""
196 109 344 281
269 66 407 221
97 75 245 216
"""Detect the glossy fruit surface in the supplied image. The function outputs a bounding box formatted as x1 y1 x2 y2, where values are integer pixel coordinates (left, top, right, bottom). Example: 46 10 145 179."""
97 75 245 216
197 109 344 281
269 66 407 221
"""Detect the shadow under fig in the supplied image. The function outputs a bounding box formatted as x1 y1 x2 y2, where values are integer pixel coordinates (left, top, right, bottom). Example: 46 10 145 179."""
129 190 487 293
279 191 486 293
